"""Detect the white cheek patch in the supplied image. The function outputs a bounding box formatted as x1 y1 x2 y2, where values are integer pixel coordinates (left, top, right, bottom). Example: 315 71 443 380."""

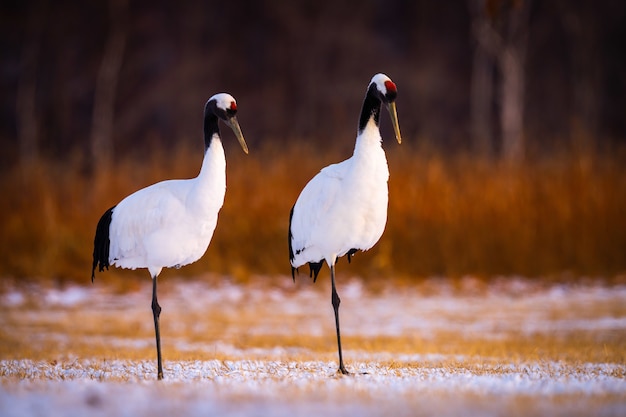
369 73 392 95
209 93 237 112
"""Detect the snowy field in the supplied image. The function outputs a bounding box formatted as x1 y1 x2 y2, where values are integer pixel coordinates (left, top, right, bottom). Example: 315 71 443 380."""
1 276 625 416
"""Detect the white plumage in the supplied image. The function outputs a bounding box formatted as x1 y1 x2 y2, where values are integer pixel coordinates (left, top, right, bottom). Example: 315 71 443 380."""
91 93 248 380
108 140 227 277
289 73 402 374
289 119 391 268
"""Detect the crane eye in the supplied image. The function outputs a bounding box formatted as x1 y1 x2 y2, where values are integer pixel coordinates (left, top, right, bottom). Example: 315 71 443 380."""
226 101 238 117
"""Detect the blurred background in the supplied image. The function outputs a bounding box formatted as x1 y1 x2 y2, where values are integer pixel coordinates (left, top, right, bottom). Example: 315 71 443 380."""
1 0 625 284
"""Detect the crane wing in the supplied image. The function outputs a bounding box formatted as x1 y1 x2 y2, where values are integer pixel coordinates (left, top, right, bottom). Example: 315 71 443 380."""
289 161 347 269
109 180 190 266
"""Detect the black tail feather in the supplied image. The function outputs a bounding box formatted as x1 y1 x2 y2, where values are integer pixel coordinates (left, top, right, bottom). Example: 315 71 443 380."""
288 205 295 261
92 206 115 282
309 261 324 283
288 205 297 282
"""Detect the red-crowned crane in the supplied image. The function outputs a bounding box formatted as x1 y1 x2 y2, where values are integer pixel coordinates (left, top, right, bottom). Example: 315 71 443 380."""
91 93 248 380
288 74 402 374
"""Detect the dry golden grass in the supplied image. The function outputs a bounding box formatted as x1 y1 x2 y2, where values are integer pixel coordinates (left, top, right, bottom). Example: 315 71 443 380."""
0 142 625 283
1 278 625 365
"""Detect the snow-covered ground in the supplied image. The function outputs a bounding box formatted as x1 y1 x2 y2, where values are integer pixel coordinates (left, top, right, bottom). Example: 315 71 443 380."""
1 277 625 416
2 358 626 417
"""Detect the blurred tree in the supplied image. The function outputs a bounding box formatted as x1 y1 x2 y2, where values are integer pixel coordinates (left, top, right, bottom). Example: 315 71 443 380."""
469 0 496 157
90 0 128 171
557 0 601 144
16 0 47 175
471 0 531 162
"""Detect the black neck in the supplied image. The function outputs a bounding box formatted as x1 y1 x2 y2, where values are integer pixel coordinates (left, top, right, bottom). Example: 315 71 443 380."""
203 112 220 150
358 84 382 134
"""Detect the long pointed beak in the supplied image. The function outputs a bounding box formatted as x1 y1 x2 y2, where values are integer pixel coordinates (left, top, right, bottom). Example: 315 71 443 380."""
226 115 249 154
386 101 402 144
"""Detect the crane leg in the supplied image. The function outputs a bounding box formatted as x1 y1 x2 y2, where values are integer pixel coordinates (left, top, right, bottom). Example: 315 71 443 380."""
151 276 164 380
330 263 349 375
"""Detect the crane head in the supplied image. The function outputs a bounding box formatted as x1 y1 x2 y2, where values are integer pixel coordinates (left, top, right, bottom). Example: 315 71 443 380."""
205 93 249 154
369 73 402 144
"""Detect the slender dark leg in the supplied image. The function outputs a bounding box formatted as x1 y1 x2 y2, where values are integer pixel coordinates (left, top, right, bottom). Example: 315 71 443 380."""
151 276 164 380
330 263 349 375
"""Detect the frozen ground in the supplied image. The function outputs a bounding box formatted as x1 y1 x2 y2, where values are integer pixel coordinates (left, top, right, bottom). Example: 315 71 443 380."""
2 358 626 417
1 276 625 416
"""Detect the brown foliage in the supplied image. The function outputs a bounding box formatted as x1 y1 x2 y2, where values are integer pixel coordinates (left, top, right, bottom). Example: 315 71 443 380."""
0 143 625 284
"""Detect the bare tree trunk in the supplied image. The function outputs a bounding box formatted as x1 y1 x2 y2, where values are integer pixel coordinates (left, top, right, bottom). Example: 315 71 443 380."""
90 0 128 172
17 1 47 175
500 46 525 162
470 0 530 163
498 1 530 163
172 2 208 147
557 0 601 146
469 0 496 157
